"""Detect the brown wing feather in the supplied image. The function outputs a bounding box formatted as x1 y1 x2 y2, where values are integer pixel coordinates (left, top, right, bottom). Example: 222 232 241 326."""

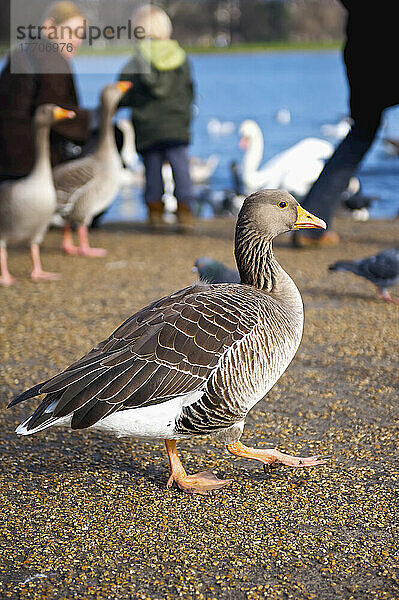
11 283 261 431
53 156 98 216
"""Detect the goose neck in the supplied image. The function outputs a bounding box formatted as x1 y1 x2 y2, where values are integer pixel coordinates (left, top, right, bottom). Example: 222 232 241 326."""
234 224 278 292
30 122 52 178
96 103 116 157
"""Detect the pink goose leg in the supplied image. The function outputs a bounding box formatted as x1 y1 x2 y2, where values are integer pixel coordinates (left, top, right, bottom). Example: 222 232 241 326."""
165 440 231 495
30 243 60 282
76 225 107 257
227 440 328 468
0 246 16 286
62 223 80 255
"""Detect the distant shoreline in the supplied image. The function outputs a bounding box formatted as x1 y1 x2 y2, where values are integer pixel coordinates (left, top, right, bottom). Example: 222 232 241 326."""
0 39 342 58
185 40 342 55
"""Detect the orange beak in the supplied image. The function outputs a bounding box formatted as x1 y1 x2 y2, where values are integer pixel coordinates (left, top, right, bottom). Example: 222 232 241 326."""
53 107 76 121
117 81 132 93
293 205 327 230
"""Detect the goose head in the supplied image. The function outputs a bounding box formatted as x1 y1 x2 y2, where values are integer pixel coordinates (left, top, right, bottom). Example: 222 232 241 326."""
236 189 326 241
34 104 76 127
235 189 326 290
101 81 132 114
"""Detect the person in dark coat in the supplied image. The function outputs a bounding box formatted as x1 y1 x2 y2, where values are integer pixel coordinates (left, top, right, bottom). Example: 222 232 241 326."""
118 4 195 229
0 1 90 181
293 0 399 247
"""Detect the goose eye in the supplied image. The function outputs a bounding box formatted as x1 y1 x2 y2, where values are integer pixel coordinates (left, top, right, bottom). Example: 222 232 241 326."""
278 201 287 209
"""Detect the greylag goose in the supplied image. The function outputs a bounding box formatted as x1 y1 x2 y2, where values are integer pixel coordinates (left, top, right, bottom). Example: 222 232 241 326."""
9 190 327 495
329 247 399 304
54 81 132 257
0 104 75 286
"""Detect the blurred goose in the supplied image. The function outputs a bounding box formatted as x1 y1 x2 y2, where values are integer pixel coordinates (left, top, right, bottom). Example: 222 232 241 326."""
239 119 334 197
0 104 75 285
329 247 399 304
9 190 327 495
54 81 132 257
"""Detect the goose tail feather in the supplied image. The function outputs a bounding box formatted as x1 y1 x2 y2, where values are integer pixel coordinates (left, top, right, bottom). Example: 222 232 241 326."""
8 381 49 408
15 395 69 436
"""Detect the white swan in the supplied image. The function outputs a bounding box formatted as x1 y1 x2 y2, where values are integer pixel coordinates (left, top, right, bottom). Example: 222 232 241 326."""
117 118 141 171
117 118 219 187
239 120 334 197
116 118 145 187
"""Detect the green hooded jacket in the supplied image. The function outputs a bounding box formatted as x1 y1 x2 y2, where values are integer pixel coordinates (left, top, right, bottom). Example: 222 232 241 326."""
118 40 194 153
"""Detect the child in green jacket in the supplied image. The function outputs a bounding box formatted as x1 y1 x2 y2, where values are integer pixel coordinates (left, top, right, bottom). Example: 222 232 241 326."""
119 5 195 229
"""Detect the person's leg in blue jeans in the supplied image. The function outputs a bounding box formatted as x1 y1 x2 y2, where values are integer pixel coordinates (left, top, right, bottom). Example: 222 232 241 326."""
164 144 195 228
141 147 165 226
295 110 382 244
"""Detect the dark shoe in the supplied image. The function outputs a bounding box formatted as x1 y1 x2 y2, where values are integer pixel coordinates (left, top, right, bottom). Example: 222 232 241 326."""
147 201 164 229
176 202 194 231
292 231 340 248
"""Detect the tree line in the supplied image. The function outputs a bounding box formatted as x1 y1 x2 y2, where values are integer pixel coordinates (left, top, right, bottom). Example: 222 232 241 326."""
1 0 345 47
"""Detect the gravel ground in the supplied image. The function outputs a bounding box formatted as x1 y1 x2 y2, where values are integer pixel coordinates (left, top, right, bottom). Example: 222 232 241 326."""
1 216 398 600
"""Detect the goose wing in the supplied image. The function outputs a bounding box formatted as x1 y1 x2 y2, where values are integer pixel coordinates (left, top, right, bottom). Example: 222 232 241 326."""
53 156 98 217
9 283 260 432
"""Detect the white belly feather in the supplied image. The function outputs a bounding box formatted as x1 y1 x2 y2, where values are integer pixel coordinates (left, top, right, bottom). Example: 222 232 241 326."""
16 391 204 439
91 394 202 439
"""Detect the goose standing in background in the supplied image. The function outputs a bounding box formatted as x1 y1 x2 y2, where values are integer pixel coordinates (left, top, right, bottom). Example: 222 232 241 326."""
0 104 75 286
239 120 334 197
54 81 132 257
9 190 328 495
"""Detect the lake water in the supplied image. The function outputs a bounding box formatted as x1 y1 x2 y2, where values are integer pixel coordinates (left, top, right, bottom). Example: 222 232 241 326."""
5 50 399 220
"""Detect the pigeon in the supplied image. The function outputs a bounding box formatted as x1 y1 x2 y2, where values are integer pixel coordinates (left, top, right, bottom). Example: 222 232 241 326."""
193 257 240 284
329 247 399 304
343 193 374 211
